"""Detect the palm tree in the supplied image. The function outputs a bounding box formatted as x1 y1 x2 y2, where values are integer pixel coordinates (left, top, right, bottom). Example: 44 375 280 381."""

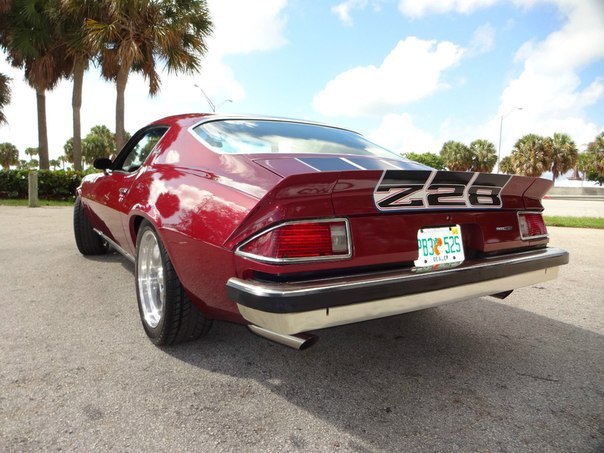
549 133 578 182
587 131 604 177
82 124 117 165
0 1 13 126
510 134 552 177
0 73 10 125
469 139 497 172
0 142 18 168
499 156 515 174
60 0 100 171
58 154 68 170
63 137 74 164
65 125 129 165
49 158 61 170
440 140 472 171
84 0 212 151
0 0 72 170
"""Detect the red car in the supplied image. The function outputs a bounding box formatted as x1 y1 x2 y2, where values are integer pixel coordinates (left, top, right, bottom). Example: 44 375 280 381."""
74 114 569 349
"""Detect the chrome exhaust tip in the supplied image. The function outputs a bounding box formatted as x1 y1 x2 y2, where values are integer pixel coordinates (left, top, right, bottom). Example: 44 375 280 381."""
247 325 317 350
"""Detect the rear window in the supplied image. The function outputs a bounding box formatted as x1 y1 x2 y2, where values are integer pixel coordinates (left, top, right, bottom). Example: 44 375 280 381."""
191 119 401 159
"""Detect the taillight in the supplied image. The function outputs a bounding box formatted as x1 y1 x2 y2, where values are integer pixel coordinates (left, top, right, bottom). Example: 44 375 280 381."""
518 212 548 240
236 219 351 263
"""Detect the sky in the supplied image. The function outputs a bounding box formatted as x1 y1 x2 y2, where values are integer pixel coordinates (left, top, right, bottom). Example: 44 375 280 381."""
1 0 603 167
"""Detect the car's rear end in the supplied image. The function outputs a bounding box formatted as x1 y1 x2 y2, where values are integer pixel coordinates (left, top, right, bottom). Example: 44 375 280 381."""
223 161 567 337
188 117 568 341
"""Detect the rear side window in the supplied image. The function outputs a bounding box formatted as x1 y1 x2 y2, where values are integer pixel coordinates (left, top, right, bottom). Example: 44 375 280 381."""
115 127 168 172
191 119 401 159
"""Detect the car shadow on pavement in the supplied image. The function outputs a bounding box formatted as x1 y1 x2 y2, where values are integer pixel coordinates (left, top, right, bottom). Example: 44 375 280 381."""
164 299 604 452
83 249 134 274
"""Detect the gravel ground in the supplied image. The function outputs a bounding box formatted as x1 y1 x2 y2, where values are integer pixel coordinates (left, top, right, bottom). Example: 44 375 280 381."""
0 206 602 452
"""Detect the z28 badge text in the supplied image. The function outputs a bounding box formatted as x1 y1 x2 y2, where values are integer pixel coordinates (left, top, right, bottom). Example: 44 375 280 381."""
374 170 512 211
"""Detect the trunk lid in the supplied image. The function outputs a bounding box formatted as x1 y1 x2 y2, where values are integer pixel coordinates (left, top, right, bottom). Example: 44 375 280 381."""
227 165 553 276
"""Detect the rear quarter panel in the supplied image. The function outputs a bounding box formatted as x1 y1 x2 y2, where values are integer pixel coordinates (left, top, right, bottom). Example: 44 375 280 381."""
120 122 282 321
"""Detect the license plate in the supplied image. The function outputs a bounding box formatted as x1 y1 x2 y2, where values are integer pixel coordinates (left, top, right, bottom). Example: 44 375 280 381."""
414 225 465 268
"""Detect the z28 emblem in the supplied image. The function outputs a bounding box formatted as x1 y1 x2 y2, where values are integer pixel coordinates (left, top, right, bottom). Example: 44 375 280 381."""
374 170 511 211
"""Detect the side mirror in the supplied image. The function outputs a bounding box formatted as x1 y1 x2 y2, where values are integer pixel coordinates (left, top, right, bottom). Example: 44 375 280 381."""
93 157 112 171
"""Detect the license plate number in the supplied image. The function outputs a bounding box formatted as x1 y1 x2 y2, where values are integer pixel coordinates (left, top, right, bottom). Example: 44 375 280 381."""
414 225 465 268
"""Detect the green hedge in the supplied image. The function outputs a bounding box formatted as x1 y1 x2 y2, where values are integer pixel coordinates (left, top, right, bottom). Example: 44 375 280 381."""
0 169 97 200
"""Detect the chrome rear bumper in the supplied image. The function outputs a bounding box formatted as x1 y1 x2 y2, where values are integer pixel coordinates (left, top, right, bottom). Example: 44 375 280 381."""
227 247 568 335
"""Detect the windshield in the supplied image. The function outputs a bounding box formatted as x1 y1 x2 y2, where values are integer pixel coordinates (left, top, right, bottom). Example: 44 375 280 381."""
192 119 402 159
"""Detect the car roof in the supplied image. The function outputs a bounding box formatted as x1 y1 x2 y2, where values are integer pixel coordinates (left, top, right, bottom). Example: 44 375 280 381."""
151 113 361 136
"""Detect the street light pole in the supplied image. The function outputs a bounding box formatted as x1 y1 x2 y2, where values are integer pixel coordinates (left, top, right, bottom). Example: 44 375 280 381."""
496 107 523 173
193 84 232 113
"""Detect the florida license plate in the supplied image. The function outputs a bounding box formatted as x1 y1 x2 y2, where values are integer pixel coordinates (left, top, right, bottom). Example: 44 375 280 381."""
414 225 465 268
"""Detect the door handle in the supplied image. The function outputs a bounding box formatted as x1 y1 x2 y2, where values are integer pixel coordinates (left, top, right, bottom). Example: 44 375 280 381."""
119 187 129 195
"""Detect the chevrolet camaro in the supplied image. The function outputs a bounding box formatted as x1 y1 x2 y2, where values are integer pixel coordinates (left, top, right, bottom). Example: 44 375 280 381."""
74 114 569 349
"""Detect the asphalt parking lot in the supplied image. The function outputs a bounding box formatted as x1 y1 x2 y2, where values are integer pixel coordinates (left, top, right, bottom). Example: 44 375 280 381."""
0 206 602 452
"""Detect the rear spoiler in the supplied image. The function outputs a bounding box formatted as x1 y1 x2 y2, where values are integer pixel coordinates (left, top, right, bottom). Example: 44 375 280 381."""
224 170 552 248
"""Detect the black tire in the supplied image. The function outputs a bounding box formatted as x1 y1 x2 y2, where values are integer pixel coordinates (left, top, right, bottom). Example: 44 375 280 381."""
135 221 212 346
73 196 108 255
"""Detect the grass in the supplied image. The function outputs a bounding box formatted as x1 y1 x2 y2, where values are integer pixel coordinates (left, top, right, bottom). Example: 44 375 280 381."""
0 198 75 207
544 216 604 229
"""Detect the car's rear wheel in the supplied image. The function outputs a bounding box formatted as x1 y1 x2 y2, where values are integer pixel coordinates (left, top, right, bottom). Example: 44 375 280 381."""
135 221 212 345
73 196 108 255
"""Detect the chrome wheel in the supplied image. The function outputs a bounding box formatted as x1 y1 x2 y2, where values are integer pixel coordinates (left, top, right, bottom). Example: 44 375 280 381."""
137 229 165 329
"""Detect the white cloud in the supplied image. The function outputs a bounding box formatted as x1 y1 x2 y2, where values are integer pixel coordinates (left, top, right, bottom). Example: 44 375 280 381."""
398 0 538 18
368 113 442 154
177 0 288 109
468 23 496 56
332 0 368 26
312 37 464 116
331 0 385 25
207 0 288 55
495 0 604 152
389 0 604 161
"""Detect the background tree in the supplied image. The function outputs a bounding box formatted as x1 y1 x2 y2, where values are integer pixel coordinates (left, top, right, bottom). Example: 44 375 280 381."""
22 159 40 170
0 0 12 126
58 154 68 170
587 132 604 175
510 134 552 177
402 152 445 169
499 156 515 174
577 151 599 184
84 0 212 151
0 142 18 168
63 137 74 164
65 125 129 166
60 0 100 171
440 140 472 171
550 132 578 181
49 158 61 170
469 139 497 172
82 124 116 165
25 146 38 161
0 72 10 125
578 131 604 185
0 0 72 169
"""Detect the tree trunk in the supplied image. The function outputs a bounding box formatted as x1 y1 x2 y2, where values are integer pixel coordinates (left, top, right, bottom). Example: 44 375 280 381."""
72 58 85 171
36 87 49 170
115 65 129 153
